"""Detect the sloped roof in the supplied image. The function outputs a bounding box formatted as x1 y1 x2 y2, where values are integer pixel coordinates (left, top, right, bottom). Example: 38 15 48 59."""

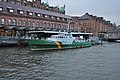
107 27 120 33
79 13 93 20
0 1 71 19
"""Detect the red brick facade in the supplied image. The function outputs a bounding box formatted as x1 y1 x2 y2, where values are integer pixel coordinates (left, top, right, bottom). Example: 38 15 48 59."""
0 1 115 37
72 13 114 36
0 1 71 36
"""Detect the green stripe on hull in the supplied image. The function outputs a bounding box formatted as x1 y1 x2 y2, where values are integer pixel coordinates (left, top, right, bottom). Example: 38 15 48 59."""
27 39 91 51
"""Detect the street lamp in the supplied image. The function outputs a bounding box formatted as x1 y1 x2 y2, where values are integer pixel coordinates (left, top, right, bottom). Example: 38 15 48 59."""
67 19 72 33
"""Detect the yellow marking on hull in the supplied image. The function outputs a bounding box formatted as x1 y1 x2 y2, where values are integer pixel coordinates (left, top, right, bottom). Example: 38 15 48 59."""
56 41 62 49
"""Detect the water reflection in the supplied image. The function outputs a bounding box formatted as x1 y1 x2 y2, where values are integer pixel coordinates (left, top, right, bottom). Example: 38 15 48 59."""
0 43 120 80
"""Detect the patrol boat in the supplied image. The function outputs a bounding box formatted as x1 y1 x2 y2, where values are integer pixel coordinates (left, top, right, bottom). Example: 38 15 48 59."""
27 31 92 50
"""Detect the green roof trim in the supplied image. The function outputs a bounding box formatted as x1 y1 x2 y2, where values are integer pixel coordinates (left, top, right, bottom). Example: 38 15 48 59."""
59 5 65 12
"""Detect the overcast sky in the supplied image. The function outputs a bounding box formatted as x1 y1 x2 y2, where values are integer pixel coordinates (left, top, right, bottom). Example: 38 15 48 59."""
41 0 119 25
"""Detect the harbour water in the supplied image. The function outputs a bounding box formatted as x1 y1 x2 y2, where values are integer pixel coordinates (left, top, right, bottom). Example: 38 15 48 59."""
0 43 120 80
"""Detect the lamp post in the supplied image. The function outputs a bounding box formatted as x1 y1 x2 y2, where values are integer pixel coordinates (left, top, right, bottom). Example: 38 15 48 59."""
99 32 103 45
67 19 72 33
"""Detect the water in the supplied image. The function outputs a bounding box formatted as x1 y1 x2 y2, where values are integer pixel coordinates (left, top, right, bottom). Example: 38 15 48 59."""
0 43 120 80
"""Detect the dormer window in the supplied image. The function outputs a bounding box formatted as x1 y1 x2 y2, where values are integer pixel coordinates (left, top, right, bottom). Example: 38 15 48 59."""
51 16 54 19
37 14 41 17
45 15 48 18
7 7 14 13
59 17 62 20
0 7 3 11
19 11 24 14
17 9 24 14
35 13 41 17
9 9 14 13
62 18 65 21
3 0 7 2
57 17 60 20
29 12 33 16
27 11 33 16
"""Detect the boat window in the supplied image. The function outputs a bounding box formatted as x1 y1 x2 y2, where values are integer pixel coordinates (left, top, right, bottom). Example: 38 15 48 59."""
30 34 38 39
60 36 63 38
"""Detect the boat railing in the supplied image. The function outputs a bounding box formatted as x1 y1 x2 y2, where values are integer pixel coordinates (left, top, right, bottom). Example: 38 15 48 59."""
0 36 17 39
0 36 27 41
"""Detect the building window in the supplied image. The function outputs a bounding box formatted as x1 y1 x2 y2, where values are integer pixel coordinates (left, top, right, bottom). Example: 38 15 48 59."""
57 17 60 20
53 24 56 29
51 23 53 29
29 12 33 16
64 25 67 30
56 24 58 28
51 16 54 19
40 22 42 28
32 21 35 27
0 7 3 11
45 15 48 18
23 20 26 27
44 22 47 28
53 24 55 29
54 17 57 20
47 23 50 28
58 24 61 29
61 24 64 29
23 3 27 6
81 27 83 30
3 0 8 2
9 9 14 13
89 28 91 30
17 9 24 14
7 7 14 13
19 20 22 26
13 19 17 26
10 1 15 4
16 1 21 5
28 21 31 27
37 14 41 17
35 13 41 17
8 19 12 25
36 22 39 27
27 11 33 16
62 18 65 21
1 18 5 25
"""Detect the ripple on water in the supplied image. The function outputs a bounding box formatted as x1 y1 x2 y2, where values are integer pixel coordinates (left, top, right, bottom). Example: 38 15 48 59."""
0 43 120 80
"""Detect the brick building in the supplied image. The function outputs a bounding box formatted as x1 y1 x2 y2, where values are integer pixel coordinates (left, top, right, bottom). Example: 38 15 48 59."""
104 25 120 40
0 0 72 37
72 13 114 36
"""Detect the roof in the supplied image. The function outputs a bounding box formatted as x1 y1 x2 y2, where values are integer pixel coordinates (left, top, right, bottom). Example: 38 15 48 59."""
79 13 93 20
28 31 93 35
0 1 71 19
59 6 65 12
